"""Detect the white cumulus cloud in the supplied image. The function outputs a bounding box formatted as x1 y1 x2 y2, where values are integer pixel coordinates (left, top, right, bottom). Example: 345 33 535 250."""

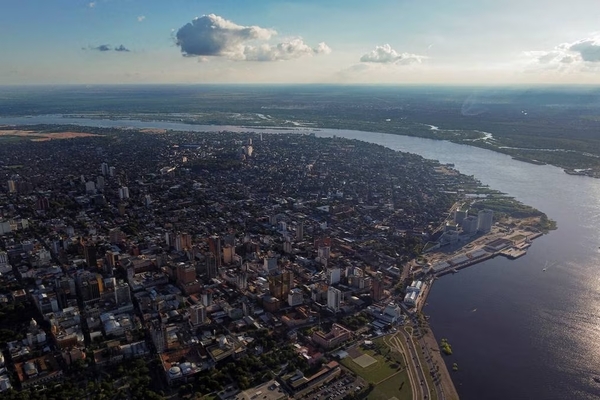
526 35 600 72
243 39 331 62
360 44 425 65
175 14 330 62
137 15 146 23
88 2 96 8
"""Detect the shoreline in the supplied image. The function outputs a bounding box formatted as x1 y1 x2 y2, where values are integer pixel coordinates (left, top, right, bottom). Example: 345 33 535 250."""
413 228 546 399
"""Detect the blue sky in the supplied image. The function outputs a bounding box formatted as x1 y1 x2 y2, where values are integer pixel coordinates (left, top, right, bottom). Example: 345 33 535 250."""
2 0 600 84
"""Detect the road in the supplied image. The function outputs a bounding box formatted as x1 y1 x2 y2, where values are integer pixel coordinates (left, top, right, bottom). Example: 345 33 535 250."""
385 332 431 400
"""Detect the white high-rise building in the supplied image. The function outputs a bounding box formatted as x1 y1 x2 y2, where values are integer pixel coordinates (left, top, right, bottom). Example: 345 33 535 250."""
327 268 341 285
7 180 16 193
118 186 130 199
190 304 206 326
477 209 494 233
100 162 109 176
109 166 116 177
327 286 342 312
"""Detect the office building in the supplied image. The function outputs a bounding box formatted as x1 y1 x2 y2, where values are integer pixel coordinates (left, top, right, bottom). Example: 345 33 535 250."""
327 268 340 285
189 304 207 326
327 287 342 312
477 209 494 233
208 235 222 269
118 186 130 200
268 271 293 300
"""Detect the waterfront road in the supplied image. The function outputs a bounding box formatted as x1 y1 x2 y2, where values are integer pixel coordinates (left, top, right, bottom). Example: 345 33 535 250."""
385 331 435 400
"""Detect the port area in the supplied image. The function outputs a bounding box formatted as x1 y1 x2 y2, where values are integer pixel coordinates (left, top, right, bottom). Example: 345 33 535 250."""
412 226 543 278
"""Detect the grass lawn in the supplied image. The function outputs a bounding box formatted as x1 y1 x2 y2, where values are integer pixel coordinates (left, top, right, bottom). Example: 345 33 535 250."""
341 348 397 384
371 370 412 400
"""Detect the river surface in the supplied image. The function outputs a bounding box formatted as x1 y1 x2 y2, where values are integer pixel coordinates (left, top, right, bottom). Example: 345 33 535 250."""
2 115 600 399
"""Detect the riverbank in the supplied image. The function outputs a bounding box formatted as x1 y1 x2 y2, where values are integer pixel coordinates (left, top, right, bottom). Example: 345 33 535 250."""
420 324 460 400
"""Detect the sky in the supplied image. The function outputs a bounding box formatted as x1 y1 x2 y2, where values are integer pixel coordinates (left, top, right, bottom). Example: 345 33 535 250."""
2 0 600 85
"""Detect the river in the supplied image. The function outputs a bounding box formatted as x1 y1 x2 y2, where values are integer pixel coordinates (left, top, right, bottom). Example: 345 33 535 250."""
1 115 599 399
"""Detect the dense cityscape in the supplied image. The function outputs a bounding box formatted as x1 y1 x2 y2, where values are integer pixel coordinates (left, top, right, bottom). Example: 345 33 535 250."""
0 127 552 400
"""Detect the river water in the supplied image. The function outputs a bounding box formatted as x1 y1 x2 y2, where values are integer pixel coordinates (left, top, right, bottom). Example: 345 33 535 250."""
2 115 599 399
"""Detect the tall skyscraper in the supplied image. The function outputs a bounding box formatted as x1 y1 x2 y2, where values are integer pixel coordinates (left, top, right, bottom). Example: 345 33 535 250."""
118 186 130 200
327 286 342 312
189 304 206 326
7 180 16 193
477 209 494 232
268 271 293 300
208 235 222 268
371 278 385 301
205 253 218 280
100 162 109 176
296 222 304 240
84 243 97 269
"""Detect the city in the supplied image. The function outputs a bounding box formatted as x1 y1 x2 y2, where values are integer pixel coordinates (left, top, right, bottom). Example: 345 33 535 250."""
0 127 553 400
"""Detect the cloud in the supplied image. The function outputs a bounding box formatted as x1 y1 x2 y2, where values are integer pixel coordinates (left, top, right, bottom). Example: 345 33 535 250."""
526 35 600 71
243 39 331 62
360 44 425 65
92 44 111 52
175 14 330 61
88 2 95 8
137 15 146 22
86 44 131 53
568 38 600 62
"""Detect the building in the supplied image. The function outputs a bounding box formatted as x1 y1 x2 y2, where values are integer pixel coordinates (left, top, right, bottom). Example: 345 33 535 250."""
208 235 222 269
403 291 418 306
205 253 218 280
176 264 196 285
268 271 293 300
223 244 234 264
264 256 278 273
296 222 304 240
100 162 109 175
109 228 126 244
327 268 340 285
288 288 304 307
406 280 423 293
115 281 131 305
0 251 9 274
371 278 385 301
84 243 97 268
461 215 479 234
477 209 494 232
118 186 130 200
312 324 352 349
7 180 16 193
327 286 341 312
174 232 192 252
189 304 206 326
85 181 96 194
454 208 468 224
